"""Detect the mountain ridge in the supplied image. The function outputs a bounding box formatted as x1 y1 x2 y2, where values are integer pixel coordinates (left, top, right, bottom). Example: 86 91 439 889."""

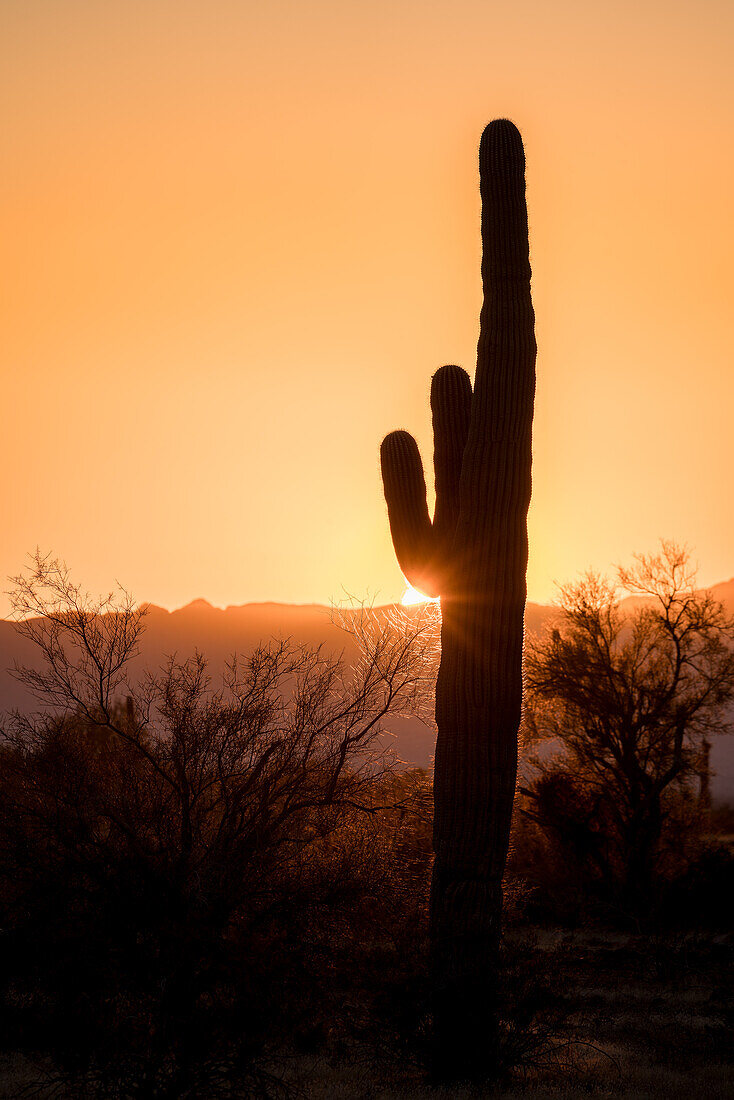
2 591 732 800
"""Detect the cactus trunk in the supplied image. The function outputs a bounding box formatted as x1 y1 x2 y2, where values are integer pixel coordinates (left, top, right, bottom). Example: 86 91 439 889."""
380 119 536 1079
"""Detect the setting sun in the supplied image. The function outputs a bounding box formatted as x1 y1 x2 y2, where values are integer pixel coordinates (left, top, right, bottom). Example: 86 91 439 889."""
401 584 440 607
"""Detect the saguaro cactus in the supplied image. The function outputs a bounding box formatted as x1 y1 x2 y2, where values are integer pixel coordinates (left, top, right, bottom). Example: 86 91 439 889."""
380 119 536 1077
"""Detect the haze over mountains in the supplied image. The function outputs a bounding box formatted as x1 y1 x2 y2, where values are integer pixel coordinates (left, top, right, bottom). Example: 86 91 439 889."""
2 586 733 801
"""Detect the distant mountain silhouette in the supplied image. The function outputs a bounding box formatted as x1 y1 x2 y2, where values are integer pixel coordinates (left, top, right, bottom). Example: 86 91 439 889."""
1 594 732 801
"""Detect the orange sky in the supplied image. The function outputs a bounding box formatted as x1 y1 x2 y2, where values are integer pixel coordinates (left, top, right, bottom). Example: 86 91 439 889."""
2 1 733 614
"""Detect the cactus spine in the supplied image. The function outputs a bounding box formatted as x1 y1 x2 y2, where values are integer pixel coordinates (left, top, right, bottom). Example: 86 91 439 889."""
380 119 536 1077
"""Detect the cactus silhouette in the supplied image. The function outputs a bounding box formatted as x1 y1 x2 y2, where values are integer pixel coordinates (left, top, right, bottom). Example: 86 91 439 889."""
380 119 536 1077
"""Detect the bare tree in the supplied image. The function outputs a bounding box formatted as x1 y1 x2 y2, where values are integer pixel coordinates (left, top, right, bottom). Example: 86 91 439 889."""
9 550 146 721
523 542 734 905
7 553 437 815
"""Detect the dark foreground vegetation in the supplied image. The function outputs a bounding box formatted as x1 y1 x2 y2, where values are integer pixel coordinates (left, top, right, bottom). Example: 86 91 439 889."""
0 554 733 1097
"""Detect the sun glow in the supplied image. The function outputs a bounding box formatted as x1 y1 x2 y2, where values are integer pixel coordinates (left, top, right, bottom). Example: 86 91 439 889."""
401 584 440 607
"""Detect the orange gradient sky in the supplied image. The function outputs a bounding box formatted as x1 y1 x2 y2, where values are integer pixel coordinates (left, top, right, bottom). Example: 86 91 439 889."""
2 1 733 614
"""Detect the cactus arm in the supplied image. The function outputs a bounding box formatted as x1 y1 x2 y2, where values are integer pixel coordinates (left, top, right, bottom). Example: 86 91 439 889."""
430 364 472 572
381 364 471 598
379 430 436 595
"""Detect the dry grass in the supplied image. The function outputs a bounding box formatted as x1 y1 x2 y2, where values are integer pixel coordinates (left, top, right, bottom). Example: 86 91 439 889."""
1 927 731 1098
279 926 733 1099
